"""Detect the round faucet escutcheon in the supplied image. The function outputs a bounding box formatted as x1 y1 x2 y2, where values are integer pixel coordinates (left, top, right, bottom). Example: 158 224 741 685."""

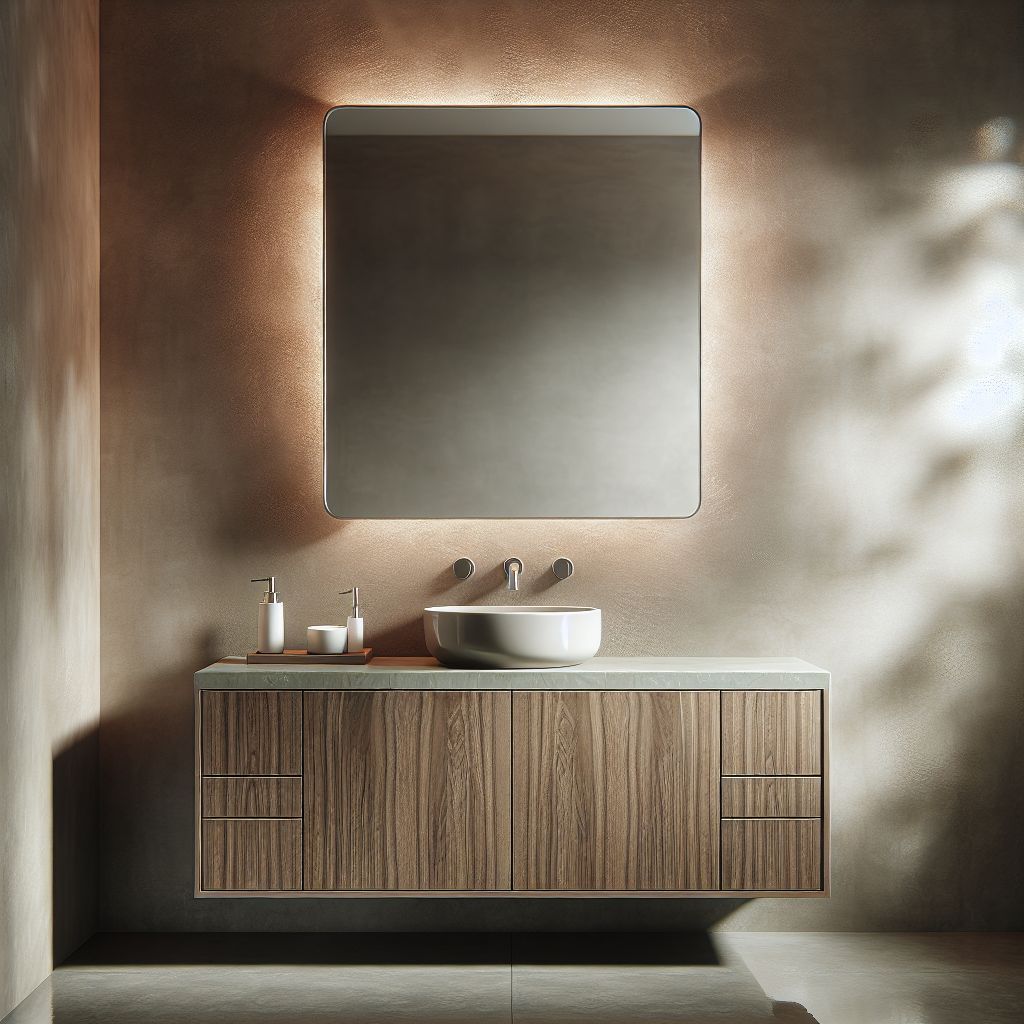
552 557 574 580
452 557 476 580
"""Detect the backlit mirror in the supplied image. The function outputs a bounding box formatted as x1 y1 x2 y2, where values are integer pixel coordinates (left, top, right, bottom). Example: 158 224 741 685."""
324 106 700 518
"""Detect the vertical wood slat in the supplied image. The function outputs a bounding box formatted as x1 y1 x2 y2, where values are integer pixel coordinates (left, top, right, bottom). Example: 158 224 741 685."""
722 691 821 776
722 818 821 890
822 688 831 896
303 690 511 891
721 777 822 818
201 690 301 776
202 777 302 818
201 819 301 890
512 691 720 891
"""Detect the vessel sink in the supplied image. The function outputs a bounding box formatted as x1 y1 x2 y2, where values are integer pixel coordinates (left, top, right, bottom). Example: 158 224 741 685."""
423 605 601 669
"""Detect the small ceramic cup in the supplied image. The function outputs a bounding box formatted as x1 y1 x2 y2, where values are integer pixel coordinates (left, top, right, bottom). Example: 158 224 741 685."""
306 624 348 655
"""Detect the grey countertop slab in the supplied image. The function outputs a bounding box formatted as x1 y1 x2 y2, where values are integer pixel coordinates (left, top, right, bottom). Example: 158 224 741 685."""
195 656 829 691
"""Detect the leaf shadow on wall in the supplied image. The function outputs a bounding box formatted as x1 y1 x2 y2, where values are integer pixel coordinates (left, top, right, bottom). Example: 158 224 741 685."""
677 0 1024 932
847 590 1024 930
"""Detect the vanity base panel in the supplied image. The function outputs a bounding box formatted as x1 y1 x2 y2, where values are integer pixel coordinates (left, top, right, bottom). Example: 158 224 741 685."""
195 887 829 899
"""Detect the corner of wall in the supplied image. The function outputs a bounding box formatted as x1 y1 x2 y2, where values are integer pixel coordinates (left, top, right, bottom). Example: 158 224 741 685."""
0 0 101 1015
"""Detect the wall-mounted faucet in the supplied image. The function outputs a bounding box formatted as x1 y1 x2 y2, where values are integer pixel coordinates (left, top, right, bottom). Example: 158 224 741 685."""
503 557 524 592
453 555 573 589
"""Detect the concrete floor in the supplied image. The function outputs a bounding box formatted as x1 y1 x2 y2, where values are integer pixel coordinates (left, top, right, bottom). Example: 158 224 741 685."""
3 933 1022 1023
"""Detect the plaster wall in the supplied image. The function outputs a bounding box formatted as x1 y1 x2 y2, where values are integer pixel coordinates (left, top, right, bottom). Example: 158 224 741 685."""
100 0 1024 931
0 0 100 1013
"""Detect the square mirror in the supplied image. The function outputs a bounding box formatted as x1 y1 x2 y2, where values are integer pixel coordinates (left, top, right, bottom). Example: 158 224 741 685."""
324 106 700 518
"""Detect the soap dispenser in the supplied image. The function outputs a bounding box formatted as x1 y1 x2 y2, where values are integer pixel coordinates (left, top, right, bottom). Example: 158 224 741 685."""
340 587 363 653
251 576 284 654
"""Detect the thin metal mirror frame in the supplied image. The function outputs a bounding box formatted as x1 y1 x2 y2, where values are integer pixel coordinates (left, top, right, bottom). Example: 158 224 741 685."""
322 105 701 520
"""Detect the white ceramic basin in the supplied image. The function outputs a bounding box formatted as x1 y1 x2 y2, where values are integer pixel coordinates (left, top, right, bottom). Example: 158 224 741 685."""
423 605 601 669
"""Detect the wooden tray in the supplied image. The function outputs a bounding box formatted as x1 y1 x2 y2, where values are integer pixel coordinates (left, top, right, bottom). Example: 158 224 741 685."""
246 648 373 665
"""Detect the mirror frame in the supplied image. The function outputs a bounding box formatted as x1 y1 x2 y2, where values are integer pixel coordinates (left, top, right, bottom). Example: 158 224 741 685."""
321 105 701 519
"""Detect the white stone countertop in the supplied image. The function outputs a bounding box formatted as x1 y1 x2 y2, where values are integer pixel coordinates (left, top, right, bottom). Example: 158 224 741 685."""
195 656 829 690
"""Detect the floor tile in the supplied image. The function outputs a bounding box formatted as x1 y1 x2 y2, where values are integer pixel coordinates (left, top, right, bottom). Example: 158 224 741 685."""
510 933 798 1023
6 932 1023 1024
723 932 1024 1024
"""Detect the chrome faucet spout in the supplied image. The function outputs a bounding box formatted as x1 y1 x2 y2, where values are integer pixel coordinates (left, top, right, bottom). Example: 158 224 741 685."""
503 557 523 592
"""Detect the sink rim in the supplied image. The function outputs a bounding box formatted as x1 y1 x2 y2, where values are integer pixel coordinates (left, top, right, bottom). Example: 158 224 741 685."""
425 605 599 615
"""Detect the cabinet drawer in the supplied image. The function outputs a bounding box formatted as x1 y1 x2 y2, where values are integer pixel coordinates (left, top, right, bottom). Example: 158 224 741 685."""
722 777 821 818
722 691 821 775
201 819 301 891
201 690 301 775
722 818 821 891
202 777 302 818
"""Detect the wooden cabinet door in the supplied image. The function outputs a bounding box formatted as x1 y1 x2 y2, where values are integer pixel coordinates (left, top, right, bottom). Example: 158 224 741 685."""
303 691 511 891
512 691 720 891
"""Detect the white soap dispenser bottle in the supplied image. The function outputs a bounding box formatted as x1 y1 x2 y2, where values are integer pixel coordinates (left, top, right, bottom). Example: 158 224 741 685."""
251 576 285 654
340 586 364 653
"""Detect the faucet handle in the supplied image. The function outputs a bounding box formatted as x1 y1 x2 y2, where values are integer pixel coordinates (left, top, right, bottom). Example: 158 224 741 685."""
452 557 476 580
551 557 574 581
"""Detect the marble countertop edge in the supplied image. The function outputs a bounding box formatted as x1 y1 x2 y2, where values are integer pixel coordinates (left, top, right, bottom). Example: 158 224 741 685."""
194 656 830 691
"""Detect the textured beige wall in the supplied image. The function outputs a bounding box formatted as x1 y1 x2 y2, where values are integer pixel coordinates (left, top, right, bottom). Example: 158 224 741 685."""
0 0 100 1014
100 0 1024 931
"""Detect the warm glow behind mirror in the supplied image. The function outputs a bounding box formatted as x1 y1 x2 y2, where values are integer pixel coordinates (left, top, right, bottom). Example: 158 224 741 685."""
324 106 700 518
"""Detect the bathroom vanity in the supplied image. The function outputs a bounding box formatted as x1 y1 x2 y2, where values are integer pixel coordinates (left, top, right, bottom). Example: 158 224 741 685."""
194 657 830 898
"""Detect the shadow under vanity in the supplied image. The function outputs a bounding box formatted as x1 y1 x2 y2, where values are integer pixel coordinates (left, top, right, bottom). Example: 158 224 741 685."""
193 657 830 898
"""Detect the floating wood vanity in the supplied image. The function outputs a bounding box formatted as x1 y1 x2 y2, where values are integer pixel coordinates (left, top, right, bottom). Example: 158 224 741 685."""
194 657 830 898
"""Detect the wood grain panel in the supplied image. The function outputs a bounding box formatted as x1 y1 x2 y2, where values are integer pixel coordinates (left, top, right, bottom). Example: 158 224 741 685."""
201 818 301 890
722 818 821 890
822 689 831 896
512 691 719 891
201 690 301 775
722 777 821 818
303 691 511 891
202 777 302 818
722 691 821 776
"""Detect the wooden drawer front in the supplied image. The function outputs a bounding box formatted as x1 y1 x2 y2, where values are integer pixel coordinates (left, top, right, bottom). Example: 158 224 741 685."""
202 777 302 818
202 690 301 775
201 819 301 891
722 777 821 818
722 691 821 775
722 818 821 891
